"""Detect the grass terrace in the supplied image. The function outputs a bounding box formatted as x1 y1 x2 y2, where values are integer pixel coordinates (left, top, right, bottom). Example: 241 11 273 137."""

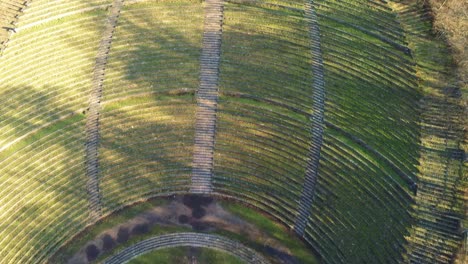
99 0 203 214
0 0 464 263
17 0 112 28
0 113 88 263
295 1 422 262
214 0 313 228
128 247 245 264
390 1 466 262
100 96 196 213
317 8 421 181
0 2 109 262
101 0 203 101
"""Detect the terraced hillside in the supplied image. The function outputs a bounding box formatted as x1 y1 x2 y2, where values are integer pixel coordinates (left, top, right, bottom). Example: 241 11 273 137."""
0 0 110 262
99 0 203 215
0 0 464 263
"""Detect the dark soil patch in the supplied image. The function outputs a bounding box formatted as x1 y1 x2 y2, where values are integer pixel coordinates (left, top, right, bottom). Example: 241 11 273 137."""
188 246 200 261
264 246 300 264
144 213 160 224
132 223 149 236
192 207 206 219
101 234 116 252
116 227 129 243
191 221 209 231
182 195 213 209
178 214 190 224
86 244 100 262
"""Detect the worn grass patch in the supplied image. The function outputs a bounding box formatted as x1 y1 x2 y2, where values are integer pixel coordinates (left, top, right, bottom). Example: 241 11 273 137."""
128 247 245 264
220 201 319 264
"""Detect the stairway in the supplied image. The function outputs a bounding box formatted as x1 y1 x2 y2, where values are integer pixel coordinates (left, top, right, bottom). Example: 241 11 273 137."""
191 0 224 194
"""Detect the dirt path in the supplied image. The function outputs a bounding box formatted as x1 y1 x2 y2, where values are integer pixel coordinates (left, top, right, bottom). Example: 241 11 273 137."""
68 195 299 264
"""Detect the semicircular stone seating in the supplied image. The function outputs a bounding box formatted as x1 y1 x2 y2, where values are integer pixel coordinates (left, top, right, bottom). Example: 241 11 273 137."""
0 0 464 263
103 232 271 264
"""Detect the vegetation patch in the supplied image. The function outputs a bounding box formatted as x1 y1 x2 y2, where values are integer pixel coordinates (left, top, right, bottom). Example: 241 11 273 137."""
220 201 319 264
128 247 245 264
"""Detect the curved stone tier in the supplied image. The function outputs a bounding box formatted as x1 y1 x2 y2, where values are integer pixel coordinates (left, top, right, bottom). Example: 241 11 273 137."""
103 232 270 264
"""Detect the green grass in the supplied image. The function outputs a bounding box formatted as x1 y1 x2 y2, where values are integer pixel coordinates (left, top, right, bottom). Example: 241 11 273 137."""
220 1 313 112
215 0 421 262
319 14 421 178
221 201 319 264
389 1 465 262
98 0 203 214
51 198 170 263
0 113 84 158
17 0 112 27
128 247 187 264
0 5 109 262
215 0 314 228
128 247 245 264
214 97 309 226
99 95 195 214
0 116 88 263
94 226 192 263
313 12 420 254
102 0 203 101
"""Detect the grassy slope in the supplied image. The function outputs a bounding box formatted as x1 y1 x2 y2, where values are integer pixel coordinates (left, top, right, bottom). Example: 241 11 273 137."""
428 3 467 260
0 3 108 263
221 201 319 264
99 0 203 214
301 0 419 262
214 0 313 227
213 0 421 262
390 1 466 262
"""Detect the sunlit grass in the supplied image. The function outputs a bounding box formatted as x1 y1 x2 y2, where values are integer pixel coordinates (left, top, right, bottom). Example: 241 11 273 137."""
100 96 195 214
389 1 465 262
0 3 110 262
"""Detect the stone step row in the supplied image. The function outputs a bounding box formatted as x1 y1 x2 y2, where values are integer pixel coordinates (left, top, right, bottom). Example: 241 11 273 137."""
103 232 270 264
191 0 224 194
294 0 325 237
85 0 124 222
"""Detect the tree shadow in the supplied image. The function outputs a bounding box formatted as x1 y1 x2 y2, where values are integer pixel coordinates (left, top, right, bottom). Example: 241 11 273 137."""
97 0 203 213
392 0 466 262
0 87 89 263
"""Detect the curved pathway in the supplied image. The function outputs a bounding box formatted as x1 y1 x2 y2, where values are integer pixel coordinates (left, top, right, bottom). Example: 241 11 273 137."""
64 196 300 263
103 232 270 264
191 0 224 194
85 0 124 222
294 0 325 236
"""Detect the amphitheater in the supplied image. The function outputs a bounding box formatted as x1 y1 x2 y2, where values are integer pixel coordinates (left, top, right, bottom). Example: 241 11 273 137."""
0 0 466 263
